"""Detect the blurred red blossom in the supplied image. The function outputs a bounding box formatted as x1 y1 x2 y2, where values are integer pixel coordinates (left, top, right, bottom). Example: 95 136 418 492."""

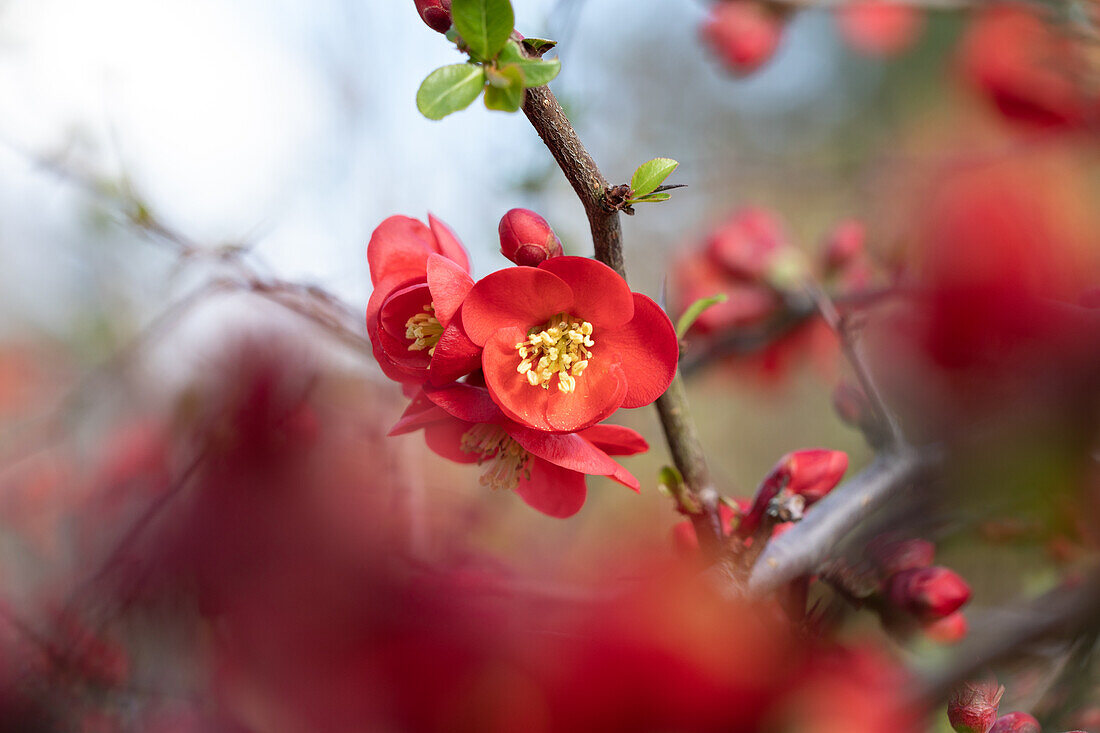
701 1 785 76
837 1 923 57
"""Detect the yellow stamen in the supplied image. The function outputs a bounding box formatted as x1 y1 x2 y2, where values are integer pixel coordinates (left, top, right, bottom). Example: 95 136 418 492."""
459 423 531 491
513 313 595 393
405 303 443 356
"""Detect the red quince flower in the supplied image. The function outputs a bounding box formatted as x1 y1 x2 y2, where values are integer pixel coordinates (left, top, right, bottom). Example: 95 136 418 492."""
837 1 923 57
460 256 678 433
391 382 648 517
701 1 785 76
366 214 482 386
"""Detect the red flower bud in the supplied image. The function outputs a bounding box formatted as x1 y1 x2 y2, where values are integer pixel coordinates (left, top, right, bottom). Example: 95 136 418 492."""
837 0 923 57
871 537 935 577
924 611 968 644
741 449 847 535
413 0 452 33
990 712 1041 733
889 566 971 621
949 679 1004 733
823 219 865 274
498 208 564 266
701 3 783 76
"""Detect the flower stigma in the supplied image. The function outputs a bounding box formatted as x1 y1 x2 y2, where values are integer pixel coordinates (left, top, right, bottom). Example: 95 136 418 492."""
405 303 443 355
459 423 532 491
514 313 595 393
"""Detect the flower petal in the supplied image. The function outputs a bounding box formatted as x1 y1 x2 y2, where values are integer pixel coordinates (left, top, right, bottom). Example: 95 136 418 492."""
428 213 470 273
423 418 481 464
538 256 635 327
544 354 627 432
380 281 432 341
427 254 474 328
577 424 649 456
389 391 449 436
367 216 437 286
504 424 620 476
598 293 679 409
428 317 482 386
425 383 503 424
461 268 573 346
516 458 587 518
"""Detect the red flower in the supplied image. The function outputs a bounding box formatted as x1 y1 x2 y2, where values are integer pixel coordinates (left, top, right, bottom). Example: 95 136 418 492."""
701 2 784 76
460 256 678 433
366 215 482 386
391 382 648 517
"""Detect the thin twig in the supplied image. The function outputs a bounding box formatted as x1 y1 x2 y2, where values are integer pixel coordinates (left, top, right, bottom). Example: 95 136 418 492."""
521 84 723 549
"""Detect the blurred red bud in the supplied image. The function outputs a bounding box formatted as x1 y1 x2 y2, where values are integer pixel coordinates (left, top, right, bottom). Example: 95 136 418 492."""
498 208 564 266
837 1 923 57
949 679 1004 733
832 379 873 428
990 712 1041 733
701 3 783 76
413 0 452 33
707 207 787 281
871 537 935 577
924 612 968 644
823 219 865 274
889 566 971 621
785 449 848 501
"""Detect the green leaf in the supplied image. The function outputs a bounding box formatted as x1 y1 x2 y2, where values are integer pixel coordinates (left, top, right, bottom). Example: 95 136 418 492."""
452 0 514 61
416 64 486 120
627 192 671 204
495 41 560 87
630 157 679 198
521 37 558 55
676 293 728 339
483 65 524 112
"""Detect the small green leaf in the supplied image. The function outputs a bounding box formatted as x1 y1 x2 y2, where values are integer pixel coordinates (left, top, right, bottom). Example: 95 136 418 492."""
521 37 558 55
631 157 679 198
496 41 561 87
483 65 524 112
676 293 728 339
627 192 671 204
416 64 486 120
452 0 514 61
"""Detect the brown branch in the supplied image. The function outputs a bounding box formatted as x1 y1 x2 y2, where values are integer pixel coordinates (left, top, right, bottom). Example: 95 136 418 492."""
521 86 722 549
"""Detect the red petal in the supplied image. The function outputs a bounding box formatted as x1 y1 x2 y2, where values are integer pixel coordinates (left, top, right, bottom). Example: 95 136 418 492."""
606 460 641 491
367 216 436 286
597 293 678 409
425 383 503 424
389 392 449 436
577 424 649 456
378 319 431 370
428 213 470 273
516 458 587 518
427 254 474 328
461 268 573 346
428 317 482 386
504 424 619 476
380 281 432 341
538 256 635 327
423 418 480 464
481 327 627 433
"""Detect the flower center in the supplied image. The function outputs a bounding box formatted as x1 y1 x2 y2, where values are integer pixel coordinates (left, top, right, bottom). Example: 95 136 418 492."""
405 303 443 355
459 423 531 491
514 313 594 394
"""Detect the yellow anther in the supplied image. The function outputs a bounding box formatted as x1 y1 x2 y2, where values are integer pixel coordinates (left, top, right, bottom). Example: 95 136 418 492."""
405 303 443 356
512 312 595 393
459 424 532 491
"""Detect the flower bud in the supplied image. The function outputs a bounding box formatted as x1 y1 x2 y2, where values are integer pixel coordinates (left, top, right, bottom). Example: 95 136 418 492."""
823 219 865 274
740 449 847 535
498 208 563 266
949 679 1004 733
924 611 968 644
870 537 935 577
701 2 783 76
990 712 1041 733
889 566 971 621
413 0 452 33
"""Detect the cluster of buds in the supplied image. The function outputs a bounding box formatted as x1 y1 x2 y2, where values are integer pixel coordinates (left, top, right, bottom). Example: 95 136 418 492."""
870 537 971 643
948 678 1057 733
368 208 678 517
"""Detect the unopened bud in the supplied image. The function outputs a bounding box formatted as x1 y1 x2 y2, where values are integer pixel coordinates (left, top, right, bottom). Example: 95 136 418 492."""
823 219 865 274
707 207 787 280
832 379 874 429
889 566 971 621
990 712 1040 733
701 2 783 76
741 449 847 534
413 0 452 33
949 679 1004 733
498 208 563 266
924 611 968 644
871 537 935 577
